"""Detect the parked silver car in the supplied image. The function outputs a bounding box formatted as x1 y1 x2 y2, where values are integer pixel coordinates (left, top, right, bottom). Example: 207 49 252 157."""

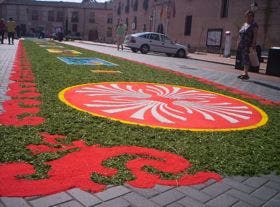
124 32 188 58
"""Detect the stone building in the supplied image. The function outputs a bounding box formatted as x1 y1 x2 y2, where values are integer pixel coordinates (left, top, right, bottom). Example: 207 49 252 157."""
0 0 114 42
1 0 279 50
113 0 280 50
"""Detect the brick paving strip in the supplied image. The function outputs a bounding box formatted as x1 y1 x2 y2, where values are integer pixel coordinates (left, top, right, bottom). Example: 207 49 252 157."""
0 40 280 207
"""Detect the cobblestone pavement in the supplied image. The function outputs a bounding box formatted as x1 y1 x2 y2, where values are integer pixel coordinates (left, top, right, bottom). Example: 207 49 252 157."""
0 40 279 207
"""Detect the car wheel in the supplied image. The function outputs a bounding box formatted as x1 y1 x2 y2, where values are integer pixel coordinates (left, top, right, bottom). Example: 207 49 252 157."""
140 44 149 54
166 53 172 57
131 48 138 53
176 49 186 58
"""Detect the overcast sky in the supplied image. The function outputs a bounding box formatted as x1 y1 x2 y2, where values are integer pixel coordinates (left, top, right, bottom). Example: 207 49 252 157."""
37 0 107 2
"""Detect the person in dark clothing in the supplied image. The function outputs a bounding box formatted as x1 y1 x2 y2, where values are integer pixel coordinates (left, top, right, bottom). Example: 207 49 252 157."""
237 10 258 80
0 18 6 44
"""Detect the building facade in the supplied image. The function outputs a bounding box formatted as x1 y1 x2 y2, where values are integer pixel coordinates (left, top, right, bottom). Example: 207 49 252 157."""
1 0 279 50
113 0 280 50
0 0 114 43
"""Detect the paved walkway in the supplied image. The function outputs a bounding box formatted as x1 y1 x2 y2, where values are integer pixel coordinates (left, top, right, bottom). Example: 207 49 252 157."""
0 40 280 207
0 41 18 112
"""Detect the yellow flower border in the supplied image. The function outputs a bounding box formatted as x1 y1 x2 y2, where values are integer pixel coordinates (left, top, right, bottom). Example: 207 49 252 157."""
58 82 268 132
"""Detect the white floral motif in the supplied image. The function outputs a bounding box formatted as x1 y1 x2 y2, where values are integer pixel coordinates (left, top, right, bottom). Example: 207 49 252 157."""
75 84 253 125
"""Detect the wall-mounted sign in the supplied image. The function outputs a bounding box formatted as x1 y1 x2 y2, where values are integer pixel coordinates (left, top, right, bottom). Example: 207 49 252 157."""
206 29 223 47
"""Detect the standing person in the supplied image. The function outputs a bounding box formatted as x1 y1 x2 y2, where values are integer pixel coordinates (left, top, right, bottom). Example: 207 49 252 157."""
0 18 6 44
7 17 16 44
237 10 258 80
116 21 127 51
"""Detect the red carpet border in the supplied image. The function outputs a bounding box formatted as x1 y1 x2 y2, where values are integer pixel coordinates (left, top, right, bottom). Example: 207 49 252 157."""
0 40 45 126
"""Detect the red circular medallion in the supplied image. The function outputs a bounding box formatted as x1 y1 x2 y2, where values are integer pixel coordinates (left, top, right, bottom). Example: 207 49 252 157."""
59 82 268 131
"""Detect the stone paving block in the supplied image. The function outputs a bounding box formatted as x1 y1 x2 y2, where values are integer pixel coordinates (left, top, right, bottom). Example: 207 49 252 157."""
125 184 159 198
230 176 249 183
232 201 253 207
67 188 101 206
95 186 130 201
151 189 185 206
176 186 211 203
263 199 280 207
192 179 216 190
153 185 174 193
56 200 84 207
222 178 254 193
166 202 185 207
202 182 231 197
25 196 41 201
0 197 31 207
205 194 238 207
265 181 280 191
243 177 269 188
251 186 278 201
226 189 264 206
177 196 206 207
273 193 280 200
29 192 72 207
264 174 280 183
95 197 130 207
123 192 159 207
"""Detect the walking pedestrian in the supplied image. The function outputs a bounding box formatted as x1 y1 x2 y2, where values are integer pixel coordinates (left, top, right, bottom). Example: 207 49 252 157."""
0 18 6 44
116 21 127 51
237 10 258 80
7 17 16 44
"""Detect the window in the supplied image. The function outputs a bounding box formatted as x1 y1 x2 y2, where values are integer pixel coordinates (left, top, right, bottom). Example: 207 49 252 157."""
150 33 160 41
125 0 130 13
184 15 192 36
133 0 138 11
31 10 39 21
56 11 64 22
71 11 79 23
48 10 54 22
221 0 229 18
140 33 150 39
89 12 95 23
72 24 77 32
143 0 149 11
117 2 121 15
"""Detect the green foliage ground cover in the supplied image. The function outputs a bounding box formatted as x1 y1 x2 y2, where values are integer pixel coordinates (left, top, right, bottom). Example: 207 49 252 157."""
0 40 279 185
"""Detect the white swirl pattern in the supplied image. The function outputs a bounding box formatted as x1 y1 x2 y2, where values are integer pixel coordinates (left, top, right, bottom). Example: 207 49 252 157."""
75 84 253 125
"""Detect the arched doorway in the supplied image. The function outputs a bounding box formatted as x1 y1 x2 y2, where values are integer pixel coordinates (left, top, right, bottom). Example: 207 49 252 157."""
88 30 98 41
